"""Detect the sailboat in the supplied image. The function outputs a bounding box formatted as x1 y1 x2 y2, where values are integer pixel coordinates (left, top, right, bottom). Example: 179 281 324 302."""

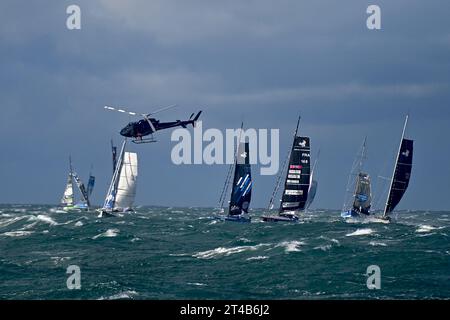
380 115 414 221
341 137 372 218
98 139 138 217
262 116 311 222
225 141 252 222
60 157 93 211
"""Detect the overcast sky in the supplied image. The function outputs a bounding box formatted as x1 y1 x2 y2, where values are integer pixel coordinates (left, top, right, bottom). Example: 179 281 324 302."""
1 1 449 210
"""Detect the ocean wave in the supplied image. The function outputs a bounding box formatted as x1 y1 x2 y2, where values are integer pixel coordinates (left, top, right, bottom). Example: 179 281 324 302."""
92 228 120 239
74 221 84 227
2 230 34 237
416 225 442 233
28 215 58 226
314 245 332 251
276 240 306 253
346 228 375 237
246 256 269 261
369 241 387 247
193 244 269 259
99 290 138 300
187 282 207 286
0 216 28 228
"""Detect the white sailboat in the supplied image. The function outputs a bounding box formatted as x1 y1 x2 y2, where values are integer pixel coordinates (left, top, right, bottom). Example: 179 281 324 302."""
98 140 138 217
60 157 93 212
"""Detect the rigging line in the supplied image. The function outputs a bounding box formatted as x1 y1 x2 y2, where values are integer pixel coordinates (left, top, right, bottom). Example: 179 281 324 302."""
218 123 244 209
268 147 291 210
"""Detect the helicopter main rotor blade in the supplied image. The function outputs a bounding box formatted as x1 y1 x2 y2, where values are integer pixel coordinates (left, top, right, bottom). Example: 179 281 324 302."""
104 106 138 116
146 104 178 116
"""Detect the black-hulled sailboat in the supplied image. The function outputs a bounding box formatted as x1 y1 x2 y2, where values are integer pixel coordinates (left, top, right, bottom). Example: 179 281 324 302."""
341 137 372 218
262 116 311 222
381 115 413 221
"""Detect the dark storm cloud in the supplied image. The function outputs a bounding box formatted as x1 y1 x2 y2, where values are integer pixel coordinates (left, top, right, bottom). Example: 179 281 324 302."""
0 0 449 210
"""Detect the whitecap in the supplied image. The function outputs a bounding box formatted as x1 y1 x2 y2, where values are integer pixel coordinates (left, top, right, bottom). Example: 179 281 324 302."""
346 228 375 237
0 216 27 228
314 245 332 251
246 256 268 261
28 215 58 226
2 231 34 237
74 221 84 227
416 225 440 233
187 282 207 286
92 228 120 239
99 290 138 300
369 241 387 247
193 244 269 259
276 241 306 253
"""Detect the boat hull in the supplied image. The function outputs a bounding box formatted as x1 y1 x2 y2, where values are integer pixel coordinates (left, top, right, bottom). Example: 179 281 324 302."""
214 214 251 223
261 214 299 222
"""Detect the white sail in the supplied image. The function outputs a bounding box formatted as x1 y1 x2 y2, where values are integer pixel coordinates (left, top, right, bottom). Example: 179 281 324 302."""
114 152 138 210
61 173 74 206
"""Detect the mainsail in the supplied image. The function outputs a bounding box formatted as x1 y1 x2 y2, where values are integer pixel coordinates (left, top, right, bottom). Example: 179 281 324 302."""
228 142 252 216
114 152 138 211
102 140 127 211
384 116 413 217
87 174 95 197
353 172 372 214
72 172 90 207
61 173 74 206
279 136 311 213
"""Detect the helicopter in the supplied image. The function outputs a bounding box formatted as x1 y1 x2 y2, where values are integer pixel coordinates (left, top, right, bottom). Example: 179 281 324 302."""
104 105 202 144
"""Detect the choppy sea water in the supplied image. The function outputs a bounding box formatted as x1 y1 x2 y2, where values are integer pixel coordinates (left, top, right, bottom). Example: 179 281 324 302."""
0 205 449 300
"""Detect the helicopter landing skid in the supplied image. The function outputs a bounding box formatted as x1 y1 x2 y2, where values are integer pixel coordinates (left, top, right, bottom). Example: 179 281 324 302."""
132 137 157 144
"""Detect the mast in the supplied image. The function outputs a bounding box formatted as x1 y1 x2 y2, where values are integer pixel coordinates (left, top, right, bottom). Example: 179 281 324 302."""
279 115 311 214
102 139 127 210
219 122 243 210
383 115 409 217
268 116 300 210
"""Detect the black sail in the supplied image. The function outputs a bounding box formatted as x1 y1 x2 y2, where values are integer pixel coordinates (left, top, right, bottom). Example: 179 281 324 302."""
279 136 311 213
229 142 252 215
385 138 414 215
353 172 372 214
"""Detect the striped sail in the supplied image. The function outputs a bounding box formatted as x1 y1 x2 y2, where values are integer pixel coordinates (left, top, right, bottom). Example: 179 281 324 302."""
114 152 138 211
279 136 311 213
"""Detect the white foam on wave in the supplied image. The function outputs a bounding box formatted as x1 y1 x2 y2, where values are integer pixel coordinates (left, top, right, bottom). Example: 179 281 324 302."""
276 240 306 253
99 290 138 300
2 231 34 237
187 282 207 286
246 256 269 261
416 225 442 233
346 228 375 237
369 241 387 247
74 221 84 227
314 244 332 252
0 216 27 228
193 244 269 259
28 215 58 226
92 228 120 239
